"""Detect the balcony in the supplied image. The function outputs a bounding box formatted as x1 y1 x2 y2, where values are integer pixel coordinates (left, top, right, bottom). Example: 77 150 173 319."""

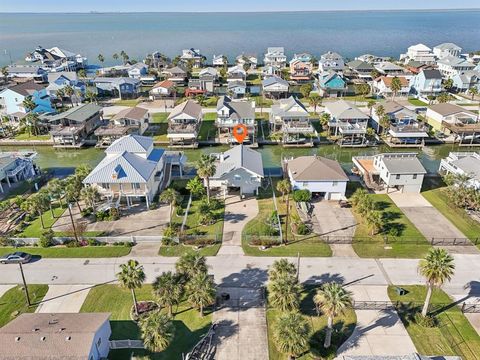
442 120 480 134
329 121 367 135
167 123 198 135
283 121 314 134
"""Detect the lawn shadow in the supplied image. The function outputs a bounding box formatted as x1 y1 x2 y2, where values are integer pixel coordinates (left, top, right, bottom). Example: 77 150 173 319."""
375 201 391 211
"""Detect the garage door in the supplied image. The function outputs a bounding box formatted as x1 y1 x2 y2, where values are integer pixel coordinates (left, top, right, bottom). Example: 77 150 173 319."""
328 192 343 200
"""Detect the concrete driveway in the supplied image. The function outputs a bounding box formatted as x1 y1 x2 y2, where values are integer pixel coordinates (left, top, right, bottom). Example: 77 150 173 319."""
35 285 92 313
337 285 416 356
0 284 14 298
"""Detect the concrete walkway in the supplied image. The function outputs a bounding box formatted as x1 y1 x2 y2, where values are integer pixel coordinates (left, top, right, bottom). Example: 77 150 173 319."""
337 285 416 357
218 196 258 256
0 284 15 298
35 285 92 313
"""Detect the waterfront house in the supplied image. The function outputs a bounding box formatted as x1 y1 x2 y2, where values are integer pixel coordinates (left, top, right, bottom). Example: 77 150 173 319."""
262 76 289 99
285 155 348 200
433 43 462 59
186 76 215 96
439 152 480 189
93 77 141 99
180 48 205 68
353 153 426 193
269 96 314 145
436 56 475 79
236 54 258 69
409 69 442 98
146 51 170 70
83 134 166 207
0 81 54 120
97 65 130 77
356 54 390 64
0 151 39 193
127 63 149 79
262 65 281 79
400 43 436 65
405 60 435 75
167 100 202 146
48 103 103 148
324 100 370 146
374 62 407 77
373 76 410 99
212 54 227 67
0 313 111 360
289 57 313 82
316 71 347 97
5 65 47 83
346 60 374 79
149 80 175 99
46 71 85 103
95 107 149 147
199 67 219 80
209 145 264 197
25 45 87 71
162 66 188 84
452 70 480 93
227 81 247 98
264 47 287 68
227 66 247 83
216 96 256 144
318 51 345 73
372 101 428 147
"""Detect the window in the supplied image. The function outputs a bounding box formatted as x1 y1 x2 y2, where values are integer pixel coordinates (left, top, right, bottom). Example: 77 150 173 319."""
101 183 110 189
234 175 242 181
97 338 102 347
332 181 338 186
396 174 401 180
413 174 417 179
303 182 308 187
132 183 141 189
386 172 389 177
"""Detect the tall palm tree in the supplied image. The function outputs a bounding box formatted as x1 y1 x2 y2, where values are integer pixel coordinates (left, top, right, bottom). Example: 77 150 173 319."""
56 88 65 108
116 259 146 316
437 92 450 104
153 271 183 317
375 104 385 133
468 87 478 101
273 312 311 359
85 89 97 103
47 178 64 208
159 188 180 223
97 54 105 66
196 154 216 203
24 112 40 137
268 258 297 283
308 93 322 114
314 282 353 348
1 66 8 83
443 78 454 91
80 186 100 211
139 310 175 352
367 100 376 116
175 253 208 281
276 180 291 203
268 277 302 312
390 76 402 100
365 210 384 235
113 53 119 63
186 176 205 199
64 85 75 106
22 96 35 112
77 69 87 80
186 271 215 317
380 114 391 135
418 248 455 316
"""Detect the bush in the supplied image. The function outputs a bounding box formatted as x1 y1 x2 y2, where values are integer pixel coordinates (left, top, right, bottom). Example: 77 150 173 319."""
295 223 310 235
265 225 279 236
80 207 93 217
268 211 279 227
0 237 15 247
414 313 438 328
249 238 279 247
39 229 55 248
149 202 158 210
293 189 312 203
162 237 176 246
388 227 401 237
163 224 180 238
87 238 99 246
109 207 120 221
175 206 184 217
65 240 80 248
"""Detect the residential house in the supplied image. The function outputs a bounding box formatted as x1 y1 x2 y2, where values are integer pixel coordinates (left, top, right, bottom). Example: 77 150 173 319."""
285 155 348 200
433 43 462 59
83 134 167 206
373 76 410 99
264 47 287 68
318 51 345 73
186 76 215 96
0 313 111 360
227 81 247 99
269 96 314 145
180 48 205 68
400 43 436 64
127 62 148 79
97 65 130 77
162 66 188 84
436 56 475 79
93 77 141 99
199 67 219 80
25 45 87 71
209 145 264 197
150 80 175 99
262 76 289 99
409 69 443 98
227 66 247 83
452 70 480 93
216 96 256 144
167 100 202 146
439 152 480 189
353 153 426 193
324 100 370 146
48 103 103 147
5 65 47 83
236 54 258 69
316 71 347 97
405 60 435 75
0 151 39 193
346 60 374 79
356 54 390 64
262 65 281 79
147 51 170 69
46 71 85 103
289 57 313 82
213 54 227 67
372 101 428 147
374 62 407 77
95 107 149 147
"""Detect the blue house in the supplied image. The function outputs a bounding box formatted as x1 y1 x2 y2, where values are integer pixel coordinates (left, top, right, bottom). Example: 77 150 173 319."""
316 71 347 97
93 77 141 99
409 69 442 99
46 72 86 102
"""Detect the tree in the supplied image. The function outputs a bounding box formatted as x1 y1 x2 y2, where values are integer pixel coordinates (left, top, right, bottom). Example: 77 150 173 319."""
314 282 353 348
308 93 322 113
292 189 311 203
350 188 368 208
196 154 216 203
390 76 402 100
268 258 297 283
186 271 215 317
367 100 376 116
24 112 40 136
47 178 64 208
299 84 313 99
77 69 87 80
97 54 105 66
365 210 385 235
175 253 208 281
186 176 205 199
85 89 97 103
273 312 311 359
116 259 146 316
80 186 100 211
418 248 455 317
443 78 454 91
22 96 36 113
268 276 302 311
468 87 478 101
276 179 291 203
374 104 385 132
320 113 331 128
159 188 180 223
139 310 175 352
1 66 8 83
380 114 391 135
64 85 75 106
370 69 380 80
113 53 119 62
437 92 450 104
153 271 183 317
56 88 65 108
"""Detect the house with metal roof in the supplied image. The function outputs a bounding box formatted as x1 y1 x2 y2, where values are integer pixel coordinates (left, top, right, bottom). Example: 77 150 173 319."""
213 54 227 67
236 54 258 69
409 69 443 98
439 152 480 189
318 51 345 73
316 71 347 98
209 145 264 197
262 76 289 99
353 153 426 193
285 155 349 200
373 76 410 99
227 80 247 99
400 43 436 65
452 70 480 93
167 100 202 146
83 135 167 207
433 42 462 59
180 48 205 68
263 47 287 68
216 96 256 144
161 66 188 84
93 77 141 99
0 151 39 194
437 56 475 79
346 60 375 78
289 57 313 82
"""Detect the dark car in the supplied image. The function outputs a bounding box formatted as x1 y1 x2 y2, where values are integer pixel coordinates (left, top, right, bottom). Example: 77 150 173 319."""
0 252 32 264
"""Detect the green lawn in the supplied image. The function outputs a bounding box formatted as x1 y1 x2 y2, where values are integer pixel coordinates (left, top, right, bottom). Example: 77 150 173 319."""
388 285 480 359
151 112 169 123
81 284 212 359
0 246 131 258
251 95 274 107
422 188 480 242
267 286 356 359
114 99 141 107
351 194 431 258
0 285 49 327
408 98 428 106
198 119 216 141
203 96 219 107
14 133 51 141
19 206 66 237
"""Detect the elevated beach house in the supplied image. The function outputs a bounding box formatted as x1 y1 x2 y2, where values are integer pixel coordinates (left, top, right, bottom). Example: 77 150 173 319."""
83 135 167 207
285 155 348 200
289 55 313 82
353 153 426 193
269 96 314 145
46 72 85 104
236 54 258 69
167 100 203 146
372 76 410 99
316 71 347 98
324 100 370 147
180 48 205 68
433 42 462 59
95 106 149 147
209 145 264 197
262 76 289 99
93 77 141 99
346 60 374 79
0 151 39 193
162 66 188 84
452 70 480 93
318 51 345 73
436 56 475 79
5 64 47 83
263 47 287 68
212 54 227 67
439 152 480 189
400 43 436 64
409 69 443 99
48 103 103 148
227 65 247 83
149 80 175 99
216 96 256 144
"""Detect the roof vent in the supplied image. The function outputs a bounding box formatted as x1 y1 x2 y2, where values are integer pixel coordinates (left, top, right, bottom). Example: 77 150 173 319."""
32 328 39 332
58 327 66 332
40 336 46 341
65 336 71 341
15 336 21 342
48 319 58 325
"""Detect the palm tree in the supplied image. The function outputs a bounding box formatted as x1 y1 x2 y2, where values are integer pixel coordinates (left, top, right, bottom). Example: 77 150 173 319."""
380 114 391 135
268 277 302 311
186 176 205 199
24 112 40 137
320 113 331 129
370 69 380 80
314 282 353 348
418 248 455 317
437 92 450 104
38 188 55 219
113 53 119 63
268 258 297 283
375 104 385 132
175 253 208 281
468 87 478 101
97 54 105 66
139 310 175 352
47 178 64 208
443 78 454 91
350 188 368 208
64 85 75 106
367 100 376 116
153 271 183 317
116 260 146 316
77 69 87 80
308 93 322 114
390 76 402 100
80 186 100 211
186 271 215 317
276 180 291 203
365 210 384 235
159 188 180 223
197 154 216 203
22 96 35 112
56 88 65 108
1 66 8 83
85 89 97 103
299 84 313 99
273 312 311 359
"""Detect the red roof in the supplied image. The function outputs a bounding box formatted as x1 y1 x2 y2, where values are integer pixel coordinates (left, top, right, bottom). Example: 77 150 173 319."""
152 80 174 90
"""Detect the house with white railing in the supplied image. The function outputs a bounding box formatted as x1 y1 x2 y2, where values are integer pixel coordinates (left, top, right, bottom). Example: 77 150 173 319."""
0 151 39 193
439 152 480 189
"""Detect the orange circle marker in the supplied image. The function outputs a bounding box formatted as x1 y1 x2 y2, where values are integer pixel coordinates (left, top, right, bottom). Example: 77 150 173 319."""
232 124 248 144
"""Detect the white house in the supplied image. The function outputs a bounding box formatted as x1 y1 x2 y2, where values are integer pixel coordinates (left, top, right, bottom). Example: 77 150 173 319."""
212 54 227 67
216 96 256 144
128 62 149 79
262 76 289 98
436 56 475 79
318 51 345 73
236 54 258 69
227 65 247 82
264 47 287 68
401 43 436 64
180 48 204 68
0 151 39 193
0 313 111 360
149 80 175 98
324 100 370 146
433 43 462 59
439 152 480 189
425 103 479 142
167 100 202 145
409 69 443 98
286 156 349 200
373 76 410 98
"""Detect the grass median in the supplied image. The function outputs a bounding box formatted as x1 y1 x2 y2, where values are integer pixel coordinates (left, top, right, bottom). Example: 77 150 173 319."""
0 246 131 258
0 285 49 327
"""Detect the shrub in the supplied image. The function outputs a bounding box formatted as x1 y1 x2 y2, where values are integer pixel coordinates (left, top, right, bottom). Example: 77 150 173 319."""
80 207 93 217
292 189 312 203
414 313 438 328
268 211 279 227
163 224 180 238
200 211 215 225
65 240 80 248
175 206 184 217
109 207 120 221
0 237 15 247
39 229 55 248
295 223 310 235
249 238 278 247
162 237 176 246
388 227 401 237
87 238 99 246
149 202 158 210
265 225 279 236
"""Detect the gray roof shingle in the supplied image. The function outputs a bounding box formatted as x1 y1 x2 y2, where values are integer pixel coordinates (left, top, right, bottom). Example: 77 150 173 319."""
214 145 264 178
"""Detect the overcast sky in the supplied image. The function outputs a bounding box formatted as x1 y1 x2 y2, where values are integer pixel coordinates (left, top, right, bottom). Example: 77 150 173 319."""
1 0 480 12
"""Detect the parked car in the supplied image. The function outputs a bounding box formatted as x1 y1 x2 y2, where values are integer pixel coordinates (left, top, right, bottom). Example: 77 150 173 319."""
0 252 32 264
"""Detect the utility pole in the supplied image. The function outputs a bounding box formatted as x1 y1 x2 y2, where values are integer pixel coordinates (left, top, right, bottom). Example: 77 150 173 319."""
284 195 290 245
296 252 300 281
19 263 31 306
67 203 79 242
